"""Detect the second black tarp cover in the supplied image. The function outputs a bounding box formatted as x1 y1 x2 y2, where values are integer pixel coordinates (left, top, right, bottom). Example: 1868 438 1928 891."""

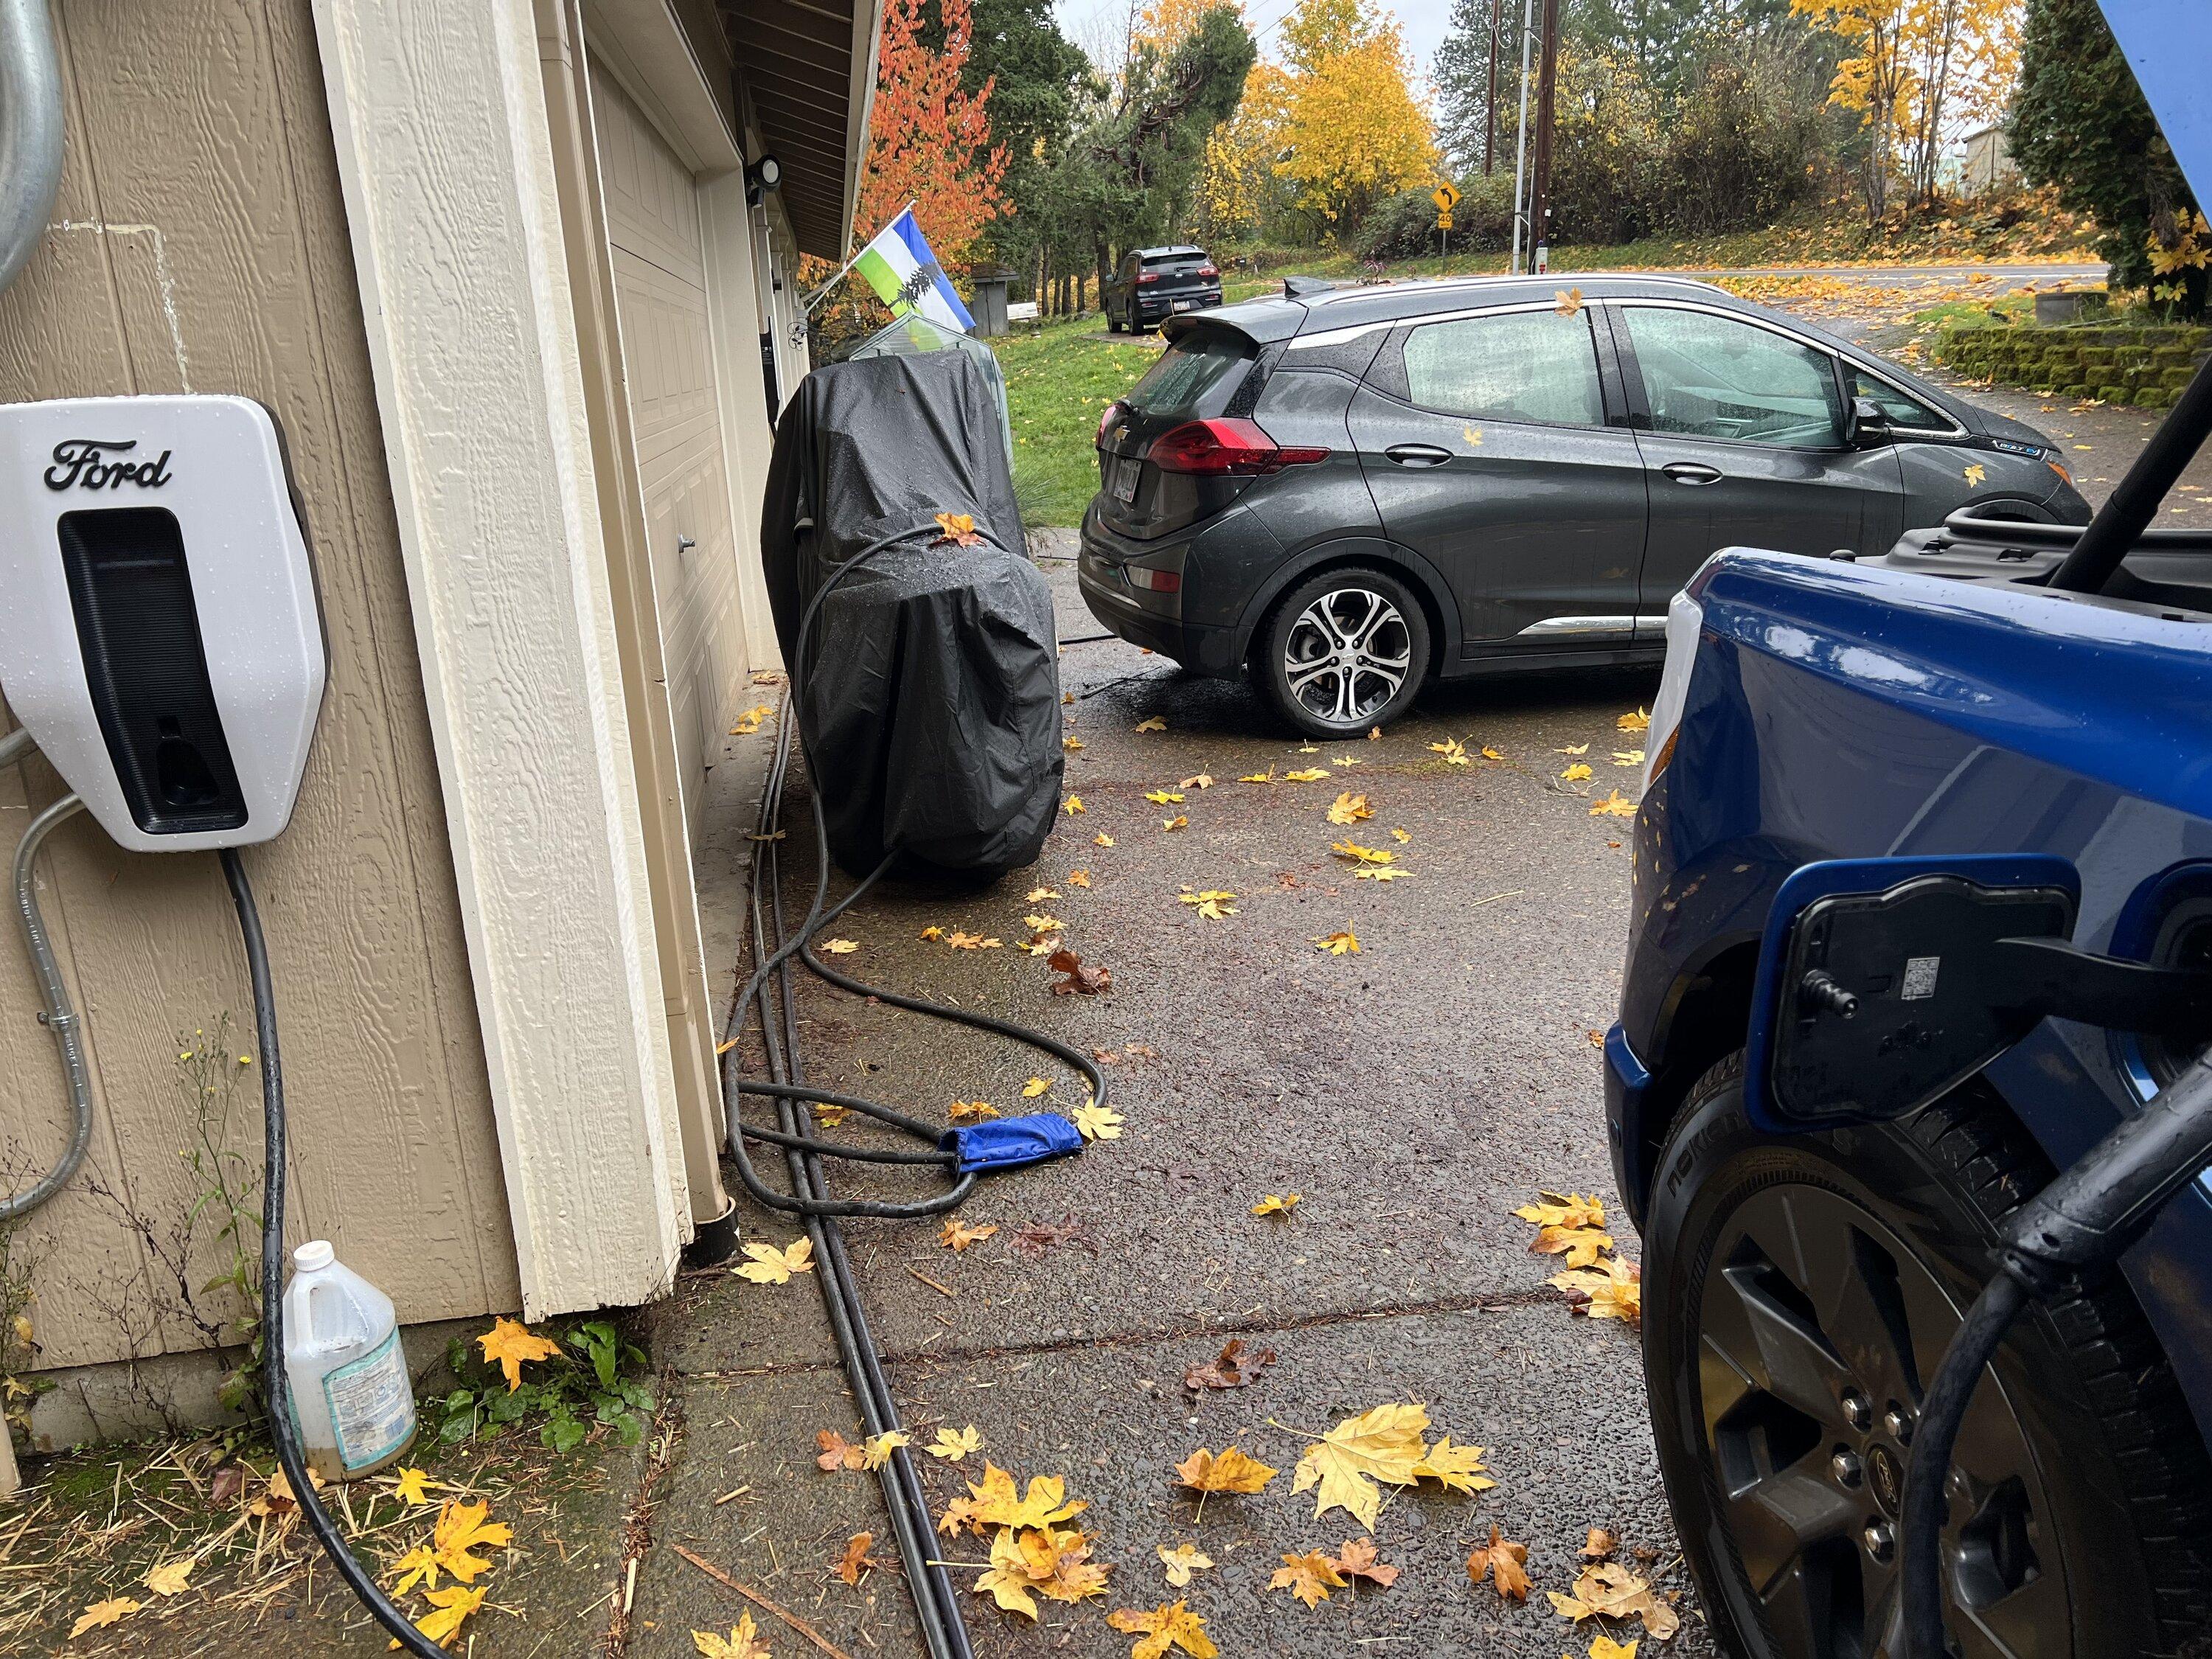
760 349 1061 877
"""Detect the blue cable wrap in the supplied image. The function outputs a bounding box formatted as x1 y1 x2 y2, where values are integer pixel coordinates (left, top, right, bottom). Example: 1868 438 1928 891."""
939 1114 1085 1174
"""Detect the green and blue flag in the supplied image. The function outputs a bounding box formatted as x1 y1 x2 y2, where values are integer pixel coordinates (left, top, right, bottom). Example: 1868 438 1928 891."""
852 208 975 334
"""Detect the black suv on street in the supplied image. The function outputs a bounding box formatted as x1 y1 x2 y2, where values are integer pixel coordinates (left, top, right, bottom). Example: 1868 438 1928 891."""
1105 246 1223 334
1079 275 2091 735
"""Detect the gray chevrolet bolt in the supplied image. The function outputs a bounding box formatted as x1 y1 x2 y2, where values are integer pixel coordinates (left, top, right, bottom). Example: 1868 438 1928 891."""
1079 274 2091 737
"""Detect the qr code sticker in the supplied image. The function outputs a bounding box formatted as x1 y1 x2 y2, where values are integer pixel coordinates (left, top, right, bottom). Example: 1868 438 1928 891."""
1901 956 1941 1001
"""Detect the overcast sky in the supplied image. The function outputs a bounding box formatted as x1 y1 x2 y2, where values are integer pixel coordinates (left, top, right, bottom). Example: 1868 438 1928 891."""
1052 0 1461 89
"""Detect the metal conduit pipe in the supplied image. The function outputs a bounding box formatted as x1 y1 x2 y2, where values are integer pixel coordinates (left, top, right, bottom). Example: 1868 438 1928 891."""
0 0 60 298
10 793 91 1220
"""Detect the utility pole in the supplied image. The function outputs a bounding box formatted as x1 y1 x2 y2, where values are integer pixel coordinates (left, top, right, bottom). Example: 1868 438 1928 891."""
1528 0 1561 276
1484 0 1498 176
1509 0 1534 274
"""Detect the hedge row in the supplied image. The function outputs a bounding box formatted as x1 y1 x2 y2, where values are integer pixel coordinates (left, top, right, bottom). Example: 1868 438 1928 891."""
1934 322 2211 408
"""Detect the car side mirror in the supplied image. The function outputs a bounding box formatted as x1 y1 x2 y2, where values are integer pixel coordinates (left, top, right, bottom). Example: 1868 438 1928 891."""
1847 395 1891 448
1747 855 2081 1130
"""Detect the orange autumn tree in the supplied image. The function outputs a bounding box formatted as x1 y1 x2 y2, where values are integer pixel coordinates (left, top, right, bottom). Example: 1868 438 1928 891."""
855 0 1009 265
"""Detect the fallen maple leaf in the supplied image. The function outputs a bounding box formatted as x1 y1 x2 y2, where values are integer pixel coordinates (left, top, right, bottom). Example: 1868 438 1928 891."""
1556 285 1585 316
813 1101 850 1127
949 1099 1001 1123
817 1429 868 1472
1551 1256 1643 1326
1560 762 1594 782
1582 1526 1618 1559
1109 1599 1219 1659
693 1608 774 1658
1411 1435 1497 1494
945 931 1003 949
1271 1548 1349 1607
1390 827 1411 843
1467 1523 1531 1599
729 703 775 736
1174 1445 1279 1494
1251 1192 1301 1216
962 1463 1091 1530
835 1531 885 1585
821 938 859 956
1094 832 1115 846
1559 742 1590 755
416 1582 488 1646
1068 869 1091 887
1534 1222 1615 1268
431 1498 513 1583
392 1467 441 1506
1357 866 1411 881
1048 949 1111 995
736 1237 816 1285
1156 1543 1214 1587
1136 716 1167 731
940 1217 997 1252
1161 814 1188 831
1330 839 1397 865
1590 790 1638 818
1292 1402 1429 1529
1481 745 1504 760
1239 767 1279 783
1026 886 1061 903
478 1316 561 1391
1428 737 1470 765
1178 889 1237 919
1516 1192 1606 1231
1312 928 1360 955
919 925 945 941
69 1599 142 1639
1022 1077 1052 1098
863 1430 910 1470
1283 767 1330 782
1326 791 1372 825
933 511 985 547
1019 933 1060 956
1184 1338 1276 1391
1073 1102 1124 1141
1548 1559 1679 1638
1590 1639 1641 1659
1012 1216 1097 1255
1063 736 1084 751
1331 1536 1400 1588
142 1558 194 1598
1179 773 1214 789
928 1425 984 1461
1144 790 1186 804
1613 749 1644 767
1617 707 1651 732
1063 796 1085 814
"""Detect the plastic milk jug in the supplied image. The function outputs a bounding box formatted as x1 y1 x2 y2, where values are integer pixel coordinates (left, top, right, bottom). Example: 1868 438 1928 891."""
283 1240 417 1481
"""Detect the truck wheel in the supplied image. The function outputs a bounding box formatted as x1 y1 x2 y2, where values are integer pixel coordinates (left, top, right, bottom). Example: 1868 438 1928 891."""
1642 1053 2212 1658
1256 566 1430 738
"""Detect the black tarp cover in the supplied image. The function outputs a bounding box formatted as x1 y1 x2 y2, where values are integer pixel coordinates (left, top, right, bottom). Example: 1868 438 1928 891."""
760 351 1060 877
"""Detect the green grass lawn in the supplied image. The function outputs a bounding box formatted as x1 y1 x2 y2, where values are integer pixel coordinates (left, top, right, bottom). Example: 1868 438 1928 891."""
996 317 1162 528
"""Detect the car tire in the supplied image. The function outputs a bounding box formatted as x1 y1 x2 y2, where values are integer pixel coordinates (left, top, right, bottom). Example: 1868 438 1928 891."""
1642 1051 2212 1659
1254 566 1431 737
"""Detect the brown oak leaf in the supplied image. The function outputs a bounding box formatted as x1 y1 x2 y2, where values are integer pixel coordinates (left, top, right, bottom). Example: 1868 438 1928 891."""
1467 1523 1532 1600
1183 1338 1277 1392
1048 948 1111 995
1329 1537 1399 1588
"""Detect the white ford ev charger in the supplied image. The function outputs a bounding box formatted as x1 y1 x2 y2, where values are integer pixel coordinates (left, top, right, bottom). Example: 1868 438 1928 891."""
0 395 447 1654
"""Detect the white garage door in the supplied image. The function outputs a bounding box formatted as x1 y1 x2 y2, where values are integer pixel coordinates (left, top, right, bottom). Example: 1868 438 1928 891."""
592 61 745 836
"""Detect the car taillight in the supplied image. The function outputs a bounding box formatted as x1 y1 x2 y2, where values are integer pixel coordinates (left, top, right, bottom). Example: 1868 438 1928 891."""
1195 265 1218 278
1125 565 1181 592
1096 400 1125 450
1136 271 1160 285
1147 418 1328 476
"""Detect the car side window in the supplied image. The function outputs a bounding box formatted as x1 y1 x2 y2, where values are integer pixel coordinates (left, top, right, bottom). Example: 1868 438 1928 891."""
1401 310 1604 427
1622 307 1844 448
1847 366 1947 431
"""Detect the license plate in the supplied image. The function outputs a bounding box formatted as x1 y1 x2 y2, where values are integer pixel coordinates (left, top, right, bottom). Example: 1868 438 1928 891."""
1110 457 1140 503
1174 299 1196 311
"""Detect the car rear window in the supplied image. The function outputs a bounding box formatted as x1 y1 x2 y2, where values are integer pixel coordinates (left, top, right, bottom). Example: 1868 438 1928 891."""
1122 330 1254 420
1402 310 1603 426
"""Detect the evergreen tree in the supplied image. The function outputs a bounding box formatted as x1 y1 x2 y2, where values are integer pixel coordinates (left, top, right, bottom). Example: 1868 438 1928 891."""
1433 0 1510 175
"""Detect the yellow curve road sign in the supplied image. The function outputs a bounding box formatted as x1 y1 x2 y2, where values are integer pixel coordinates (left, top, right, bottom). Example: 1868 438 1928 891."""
1432 181 1461 212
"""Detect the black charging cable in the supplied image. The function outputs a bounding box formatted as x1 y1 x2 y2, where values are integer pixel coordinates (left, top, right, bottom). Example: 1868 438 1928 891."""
1902 1049 2212 1658
220 848 452 1658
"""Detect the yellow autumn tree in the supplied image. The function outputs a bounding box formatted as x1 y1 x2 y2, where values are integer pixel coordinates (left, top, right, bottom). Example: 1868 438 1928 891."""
1200 60 1287 237
1135 0 1240 50
1262 0 1439 237
1792 0 2020 217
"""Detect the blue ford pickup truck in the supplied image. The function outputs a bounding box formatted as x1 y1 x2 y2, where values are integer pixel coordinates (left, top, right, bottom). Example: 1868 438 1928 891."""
1604 7 2212 1655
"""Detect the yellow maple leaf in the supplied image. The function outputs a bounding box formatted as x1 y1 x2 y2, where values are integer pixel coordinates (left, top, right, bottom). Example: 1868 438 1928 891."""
1178 889 1237 919
961 1463 1088 1531
1173 1446 1279 1494
1590 790 1637 818
1022 1077 1052 1098
431 1498 513 1582
1018 936 1061 956
1136 716 1167 731
1534 1222 1615 1267
1022 914 1063 935
928 1425 983 1461
1283 767 1330 782
1063 736 1084 751
1068 869 1091 886
1064 796 1085 814
1074 1102 1124 1141
950 1099 1000 1123
1550 1256 1644 1326
1271 1548 1349 1607
919 925 945 941
1481 745 1505 760
70 1598 142 1638
1026 886 1060 903
1291 1402 1430 1529
1516 1191 1606 1230
415 1582 488 1646
1559 742 1590 755
1357 866 1411 881
1463 425 1484 446
1411 1435 1497 1495
1332 755 1361 766
478 1316 560 1391
1251 1192 1301 1216
1094 832 1115 846
1239 766 1279 783
1556 285 1585 316
1144 790 1186 804
1326 791 1371 825
1548 1559 1677 1638
392 1467 440 1506
821 938 859 956
1963 462 1987 486
939 1217 997 1251
1561 762 1594 782
1331 840 1396 865
1180 773 1215 788
945 931 1003 950
1312 928 1360 955
863 1430 910 1470
1009 1522 1111 1606
1108 1599 1220 1659
1427 737 1470 765
1161 815 1188 831
693 1608 773 1658
1156 1543 1213 1587
735 1237 817 1285
1616 707 1650 732
1391 828 1411 843
1466 1522 1531 1600
389 1543 441 1596
729 703 775 737
142 1558 194 1598
1590 1639 1641 1659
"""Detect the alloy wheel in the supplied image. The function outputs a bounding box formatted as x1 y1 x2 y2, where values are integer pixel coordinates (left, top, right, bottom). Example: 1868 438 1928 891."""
1697 1184 2062 1659
1281 587 1412 727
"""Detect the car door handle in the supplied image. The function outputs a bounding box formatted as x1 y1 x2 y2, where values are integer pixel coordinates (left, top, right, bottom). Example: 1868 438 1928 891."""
1385 443 1455 467
1662 462 1725 486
